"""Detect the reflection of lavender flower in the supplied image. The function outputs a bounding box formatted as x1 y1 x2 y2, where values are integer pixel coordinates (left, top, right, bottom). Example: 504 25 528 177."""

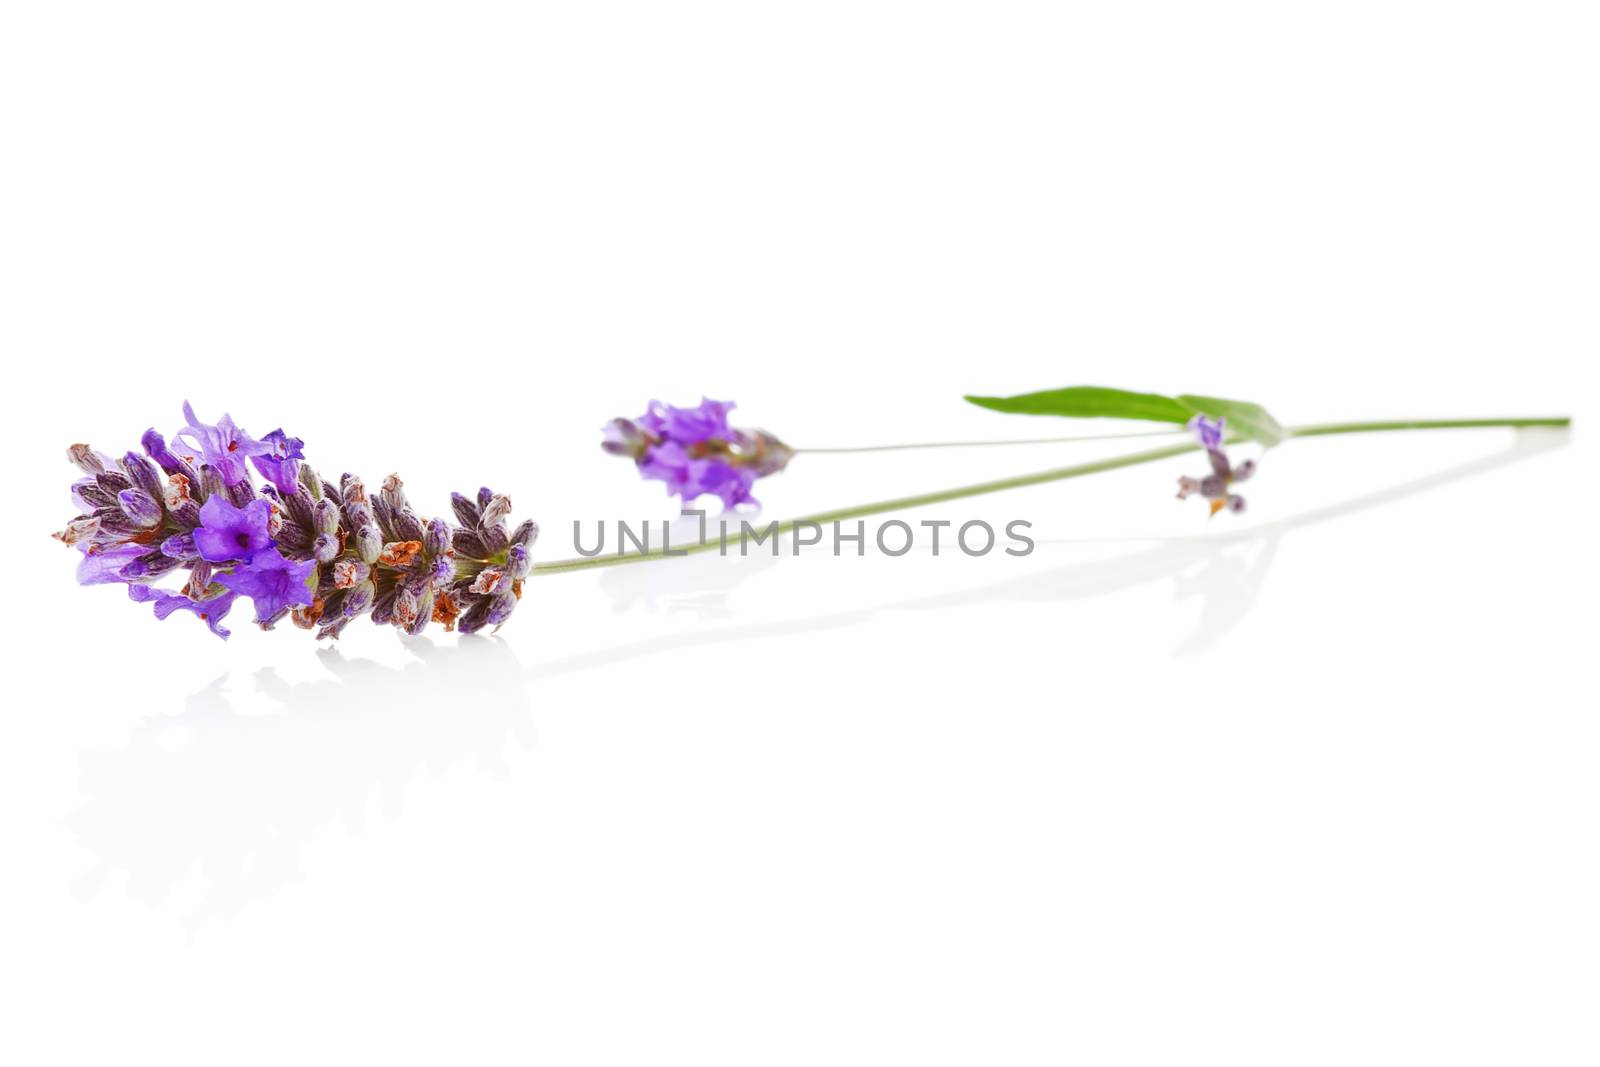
603 397 793 508
56 406 539 640
1176 415 1258 516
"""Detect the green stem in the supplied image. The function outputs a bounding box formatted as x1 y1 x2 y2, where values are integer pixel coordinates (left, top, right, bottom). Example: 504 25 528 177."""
532 416 1570 576
1286 417 1570 437
794 428 1187 453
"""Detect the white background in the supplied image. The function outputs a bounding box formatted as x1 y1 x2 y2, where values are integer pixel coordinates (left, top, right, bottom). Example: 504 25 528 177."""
2 2 1596 1063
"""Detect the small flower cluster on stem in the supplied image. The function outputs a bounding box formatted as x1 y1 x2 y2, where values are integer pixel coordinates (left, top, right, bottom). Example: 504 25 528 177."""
56 404 537 640
1175 414 1257 515
603 397 793 508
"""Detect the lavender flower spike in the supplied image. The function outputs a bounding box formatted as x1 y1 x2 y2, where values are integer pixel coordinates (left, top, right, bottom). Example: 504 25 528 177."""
1176 414 1258 517
603 397 794 508
56 405 540 641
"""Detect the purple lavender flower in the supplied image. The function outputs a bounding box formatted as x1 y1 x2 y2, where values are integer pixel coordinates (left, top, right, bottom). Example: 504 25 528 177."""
193 496 274 562
140 428 189 477
74 543 149 585
638 398 736 444
58 405 541 641
217 549 318 625
251 429 304 495
1176 415 1258 516
173 401 271 486
604 397 793 508
638 442 760 509
128 584 238 639
1188 414 1225 452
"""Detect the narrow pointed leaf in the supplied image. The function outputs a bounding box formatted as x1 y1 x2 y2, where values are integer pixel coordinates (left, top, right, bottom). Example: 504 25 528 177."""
963 386 1194 424
966 384 1287 446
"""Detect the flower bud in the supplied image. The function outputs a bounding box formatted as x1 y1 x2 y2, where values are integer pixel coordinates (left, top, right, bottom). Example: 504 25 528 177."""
486 589 518 627
120 551 182 580
141 429 186 475
450 492 481 527
742 430 795 477
96 469 133 495
406 587 434 636
68 443 108 474
117 488 163 528
312 532 340 563
452 528 490 559
341 473 367 504
297 462 324 500
316 617 351 641
122 452 164 500
185 561 213 596
161 533 198 560
342 579 376 618
601 418 650 459
169 499 202 529
390 507 426 543
506 543 531 580
355 524 382 564
424 517 451 557
458 596 492 634
73 480 115 510
313 498 341 536
510 519 540 547
481 493 512 529
394 586 420 629
199 464 225 501
380 473 408 515
487 525 512 554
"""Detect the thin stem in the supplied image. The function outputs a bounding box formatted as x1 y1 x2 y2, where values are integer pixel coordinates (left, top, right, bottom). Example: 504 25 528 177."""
1287 417 1570 437
793 428 1188 453
532 416 1570 576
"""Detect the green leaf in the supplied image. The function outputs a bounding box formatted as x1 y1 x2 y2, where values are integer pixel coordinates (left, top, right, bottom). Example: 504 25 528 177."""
964 385 1287 446
1175 394 1287 447
963 386 1195 424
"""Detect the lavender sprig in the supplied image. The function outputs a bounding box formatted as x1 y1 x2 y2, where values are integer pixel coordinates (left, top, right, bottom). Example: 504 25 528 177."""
603 397 794 508
55 405 538 640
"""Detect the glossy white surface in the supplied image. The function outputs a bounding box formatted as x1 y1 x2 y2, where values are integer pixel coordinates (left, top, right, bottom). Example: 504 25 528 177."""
3 3 1596 1063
